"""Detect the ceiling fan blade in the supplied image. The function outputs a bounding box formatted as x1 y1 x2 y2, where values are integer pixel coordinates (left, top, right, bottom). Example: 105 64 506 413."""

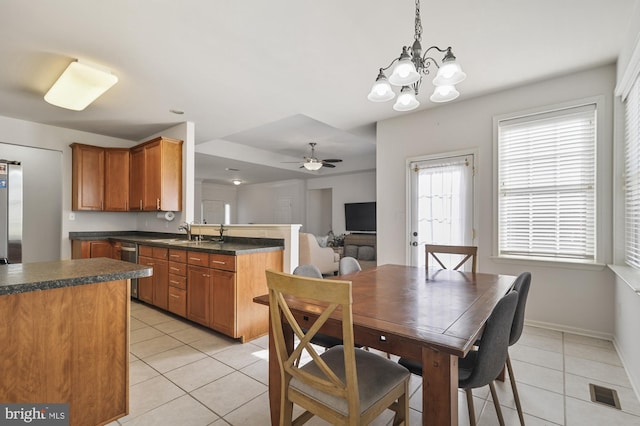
322 158 342 163
322 162 336 168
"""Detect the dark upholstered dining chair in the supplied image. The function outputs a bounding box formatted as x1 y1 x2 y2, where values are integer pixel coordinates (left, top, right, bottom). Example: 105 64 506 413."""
266 269 410 425
425 244 477 273
398 290 518 426
504 272 531 425
339 256 362 275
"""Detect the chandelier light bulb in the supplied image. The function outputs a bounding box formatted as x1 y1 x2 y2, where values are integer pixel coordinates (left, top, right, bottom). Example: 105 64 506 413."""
393 86 420 112
430 85 460 103
367 72 395 102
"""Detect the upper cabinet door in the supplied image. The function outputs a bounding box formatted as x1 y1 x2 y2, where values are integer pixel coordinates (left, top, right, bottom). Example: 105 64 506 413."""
129 146 145 211
104 148 130 211
71 143 105 211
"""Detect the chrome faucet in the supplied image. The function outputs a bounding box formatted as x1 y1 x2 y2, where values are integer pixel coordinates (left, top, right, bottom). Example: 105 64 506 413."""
217 224 226 242
178 222 192 240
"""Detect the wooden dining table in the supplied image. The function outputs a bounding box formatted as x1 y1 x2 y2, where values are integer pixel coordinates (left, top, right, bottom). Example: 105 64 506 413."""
254 264 516 426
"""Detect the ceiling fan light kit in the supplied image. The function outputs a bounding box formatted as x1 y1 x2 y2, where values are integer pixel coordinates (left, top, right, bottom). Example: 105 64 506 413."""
44 60 118 111
288 142 342 171
368 0 466 112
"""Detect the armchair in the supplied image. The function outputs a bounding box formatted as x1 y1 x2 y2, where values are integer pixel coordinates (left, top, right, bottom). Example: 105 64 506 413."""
299 232 339 275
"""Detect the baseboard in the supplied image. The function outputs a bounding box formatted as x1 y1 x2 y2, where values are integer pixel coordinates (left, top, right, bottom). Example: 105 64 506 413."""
524 319 613 341
612 338 640 406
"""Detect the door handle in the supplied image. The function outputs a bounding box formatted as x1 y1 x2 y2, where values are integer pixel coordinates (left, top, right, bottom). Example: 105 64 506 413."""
412 242 418 246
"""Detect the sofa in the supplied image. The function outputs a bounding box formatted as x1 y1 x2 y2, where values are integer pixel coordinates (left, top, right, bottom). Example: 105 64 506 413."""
298 232 339 275
343 233 377 270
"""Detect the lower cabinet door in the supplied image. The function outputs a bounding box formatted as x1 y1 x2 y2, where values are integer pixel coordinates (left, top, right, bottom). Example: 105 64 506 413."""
211 269 236 337
168 286 187 318
187 265 211 327
138 256 154 304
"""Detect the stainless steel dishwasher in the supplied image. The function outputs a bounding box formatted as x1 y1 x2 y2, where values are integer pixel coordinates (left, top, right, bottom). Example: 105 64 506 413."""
120 241 139 298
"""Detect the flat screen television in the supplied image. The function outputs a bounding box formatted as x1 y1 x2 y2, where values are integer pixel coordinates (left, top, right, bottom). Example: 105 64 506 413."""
345 202 376 233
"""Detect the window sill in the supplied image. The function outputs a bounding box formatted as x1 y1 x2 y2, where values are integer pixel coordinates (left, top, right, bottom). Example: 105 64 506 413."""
608 264 640 293
490 256 606 271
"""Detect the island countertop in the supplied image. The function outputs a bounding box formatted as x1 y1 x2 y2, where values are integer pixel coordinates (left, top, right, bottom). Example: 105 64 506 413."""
69 231 285 255
0 257 153 296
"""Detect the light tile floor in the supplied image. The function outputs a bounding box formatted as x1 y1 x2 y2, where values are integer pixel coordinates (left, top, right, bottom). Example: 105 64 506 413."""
107 301 640 425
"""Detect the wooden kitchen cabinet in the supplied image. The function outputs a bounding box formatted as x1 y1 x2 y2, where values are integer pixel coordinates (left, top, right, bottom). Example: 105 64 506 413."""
137 255 154 304
138 245 169 309
129 145 145 211
71 239 112 259
104 148 130 211
187 265 211 327
129 136 183 212
211 269 236 337
71 143 104 211
168 249 187 317
71 143 130 211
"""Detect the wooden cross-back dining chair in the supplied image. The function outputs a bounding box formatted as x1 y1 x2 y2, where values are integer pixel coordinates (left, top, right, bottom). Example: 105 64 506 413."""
425 244 478 273
265 269 410 426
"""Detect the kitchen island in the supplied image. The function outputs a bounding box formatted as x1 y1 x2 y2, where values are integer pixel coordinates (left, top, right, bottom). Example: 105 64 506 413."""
70 232 285 342
0 258 152 426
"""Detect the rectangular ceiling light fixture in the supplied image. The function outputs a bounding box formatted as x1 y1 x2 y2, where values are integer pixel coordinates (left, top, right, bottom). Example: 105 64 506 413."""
44 60 118 111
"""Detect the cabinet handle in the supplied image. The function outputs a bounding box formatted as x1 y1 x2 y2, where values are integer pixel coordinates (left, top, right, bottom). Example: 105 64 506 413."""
170 267 180 271
139 200 143 210
190 257 201 261
157 198 160 210
203 274 210 278
170 280 180 285
170 254 180 258
211 260 226 265
170 294 179 298
147 262 154 266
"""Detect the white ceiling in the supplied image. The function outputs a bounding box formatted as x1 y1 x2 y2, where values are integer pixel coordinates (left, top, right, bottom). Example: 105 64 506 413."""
0 0 636 185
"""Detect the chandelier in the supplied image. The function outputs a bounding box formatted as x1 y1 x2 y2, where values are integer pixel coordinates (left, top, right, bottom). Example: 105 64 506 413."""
367 0 466 112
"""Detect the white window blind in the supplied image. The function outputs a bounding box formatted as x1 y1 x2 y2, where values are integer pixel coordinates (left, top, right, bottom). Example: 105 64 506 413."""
625 76 640 269
498 104 596 261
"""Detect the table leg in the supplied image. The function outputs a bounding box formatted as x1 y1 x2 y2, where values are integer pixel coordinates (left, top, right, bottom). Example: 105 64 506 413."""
422 347 458 426
268 310 294 425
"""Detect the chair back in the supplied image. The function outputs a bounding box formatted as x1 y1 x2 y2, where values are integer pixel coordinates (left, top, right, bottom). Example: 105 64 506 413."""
339 257 362 275
425 244 478 273
293 264 324 279
509 272 531 346
460 290 518 389
265 269 360 415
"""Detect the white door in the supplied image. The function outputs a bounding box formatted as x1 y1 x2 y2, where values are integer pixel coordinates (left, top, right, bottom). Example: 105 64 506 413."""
408 153 475 266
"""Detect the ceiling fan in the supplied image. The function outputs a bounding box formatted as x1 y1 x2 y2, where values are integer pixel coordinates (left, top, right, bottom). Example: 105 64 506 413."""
290 142 342 171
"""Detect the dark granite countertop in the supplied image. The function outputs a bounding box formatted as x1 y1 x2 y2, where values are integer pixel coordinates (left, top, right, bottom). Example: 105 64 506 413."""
0 258 153 296
69 231 284 255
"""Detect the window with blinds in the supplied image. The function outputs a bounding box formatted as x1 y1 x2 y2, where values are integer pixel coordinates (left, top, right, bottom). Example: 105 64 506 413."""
497 104 596 261
625 76 640 269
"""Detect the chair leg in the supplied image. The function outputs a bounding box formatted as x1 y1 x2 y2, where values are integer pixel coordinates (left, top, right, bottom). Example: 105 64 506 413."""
392 380 410 426
488 382 506 426
506 353 525 425
465 388 476 426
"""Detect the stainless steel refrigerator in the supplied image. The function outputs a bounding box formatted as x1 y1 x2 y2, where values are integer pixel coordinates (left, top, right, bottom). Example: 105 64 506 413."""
0 160 22 264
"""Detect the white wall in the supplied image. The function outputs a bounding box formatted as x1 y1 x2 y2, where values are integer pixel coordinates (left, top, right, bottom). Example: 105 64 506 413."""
307 188 332 236
307 170 376 235
613 2 640 398
377 64 616 336
197 181 238 224
236 179 306 225
230 170 376 235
